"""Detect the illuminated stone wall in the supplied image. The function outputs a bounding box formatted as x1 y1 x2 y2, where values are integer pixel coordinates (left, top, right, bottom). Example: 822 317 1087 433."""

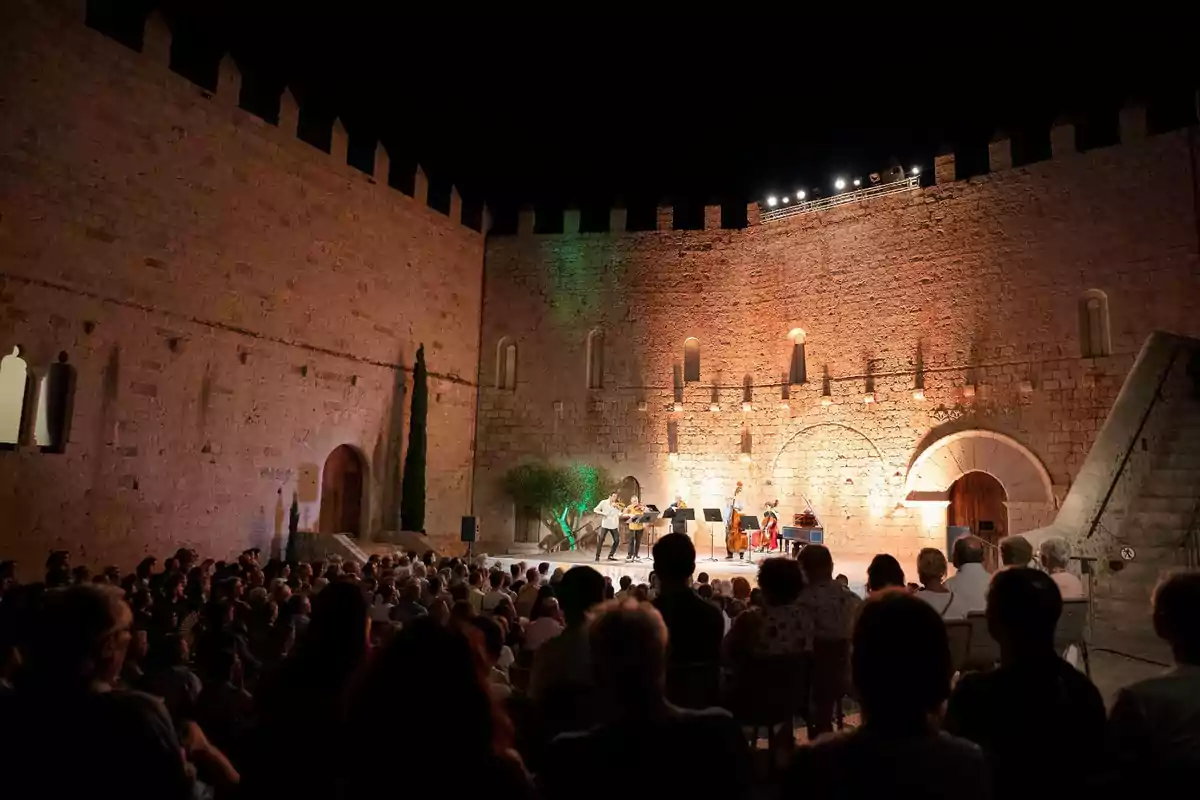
476 128 1200 568
0 1 482 574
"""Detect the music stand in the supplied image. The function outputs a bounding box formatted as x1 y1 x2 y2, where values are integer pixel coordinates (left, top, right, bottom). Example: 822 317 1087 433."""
631 511 659 561
739 515 760 565
701 508 723 562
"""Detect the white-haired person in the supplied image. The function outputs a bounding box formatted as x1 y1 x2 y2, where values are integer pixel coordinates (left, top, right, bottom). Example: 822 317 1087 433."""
1038 537 1084 599
539 599 748 799
914 547 967 619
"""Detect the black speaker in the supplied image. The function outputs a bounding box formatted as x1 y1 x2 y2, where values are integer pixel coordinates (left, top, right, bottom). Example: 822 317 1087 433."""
461 516 478 542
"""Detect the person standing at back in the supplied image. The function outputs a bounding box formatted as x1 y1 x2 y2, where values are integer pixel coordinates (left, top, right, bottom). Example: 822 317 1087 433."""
944 568 1105 800
651 533 724 708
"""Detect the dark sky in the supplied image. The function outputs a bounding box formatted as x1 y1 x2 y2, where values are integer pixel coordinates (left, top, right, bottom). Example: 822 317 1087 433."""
90 2 1198 229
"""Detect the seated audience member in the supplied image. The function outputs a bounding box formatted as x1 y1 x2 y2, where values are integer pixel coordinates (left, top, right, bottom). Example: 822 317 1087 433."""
731 576 752 602
616 575 635 600
516 567 542 618
530 566 607 734
471 615 515 701
482 570 507 612
243 582 369 799
866 554 906 596
944 568 1104 800
945 535 991 614
914 547 966 619
1038 537 1084 599
0 584 194 799
650 534 725 707
1107 570 1200 790
143 633 203 720
468 569 487 612
347 618 534 797
726 557 808 661
540 601 749 799
524 595 564 652
835 573 849 587
785 592 989 798
391 580 428 627
797 545 862 738
998 535 1034 570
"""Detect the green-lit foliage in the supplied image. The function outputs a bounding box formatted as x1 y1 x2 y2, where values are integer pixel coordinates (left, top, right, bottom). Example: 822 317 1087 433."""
502 461 613 549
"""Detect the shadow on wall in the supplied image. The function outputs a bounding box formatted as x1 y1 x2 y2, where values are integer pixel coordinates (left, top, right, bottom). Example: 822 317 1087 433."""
374 350 408 533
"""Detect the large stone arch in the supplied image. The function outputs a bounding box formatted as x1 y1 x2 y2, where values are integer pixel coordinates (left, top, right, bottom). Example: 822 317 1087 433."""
903 429 1055 535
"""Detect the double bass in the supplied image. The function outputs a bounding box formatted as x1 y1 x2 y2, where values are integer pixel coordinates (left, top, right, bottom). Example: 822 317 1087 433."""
725 482 748 556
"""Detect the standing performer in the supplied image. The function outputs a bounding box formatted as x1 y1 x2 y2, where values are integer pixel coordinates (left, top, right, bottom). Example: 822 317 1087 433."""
593 492 624 562
725 482 748 560
625 496 648 562
758 499 781 552
667 494 689 536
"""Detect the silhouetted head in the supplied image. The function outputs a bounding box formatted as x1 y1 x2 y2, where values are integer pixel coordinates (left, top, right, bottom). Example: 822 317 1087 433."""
952 536 985 569
916 548 948 588
999 535 1033 567
757 557 806 606
852 592 951 730
652 533 696 587
987 567 1061 658
798 544 834 583
557 566 606 627
867 554 906 593
1153 570 1200 666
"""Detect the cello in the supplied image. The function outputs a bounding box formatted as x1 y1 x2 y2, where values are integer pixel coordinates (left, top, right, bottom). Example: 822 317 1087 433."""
725 481 748 558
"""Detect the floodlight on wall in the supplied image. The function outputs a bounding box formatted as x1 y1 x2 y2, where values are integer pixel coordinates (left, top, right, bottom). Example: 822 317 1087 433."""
669 452 679 462
766 196 778 207
796 190 806 200
863 393 876 404
742 402 753 412
673 402 684 412
834 178 846 191
821 396 833 407
911 166 920 175
853 178 861 187
912 389 925 401
782 196 790 204
710 403 721 412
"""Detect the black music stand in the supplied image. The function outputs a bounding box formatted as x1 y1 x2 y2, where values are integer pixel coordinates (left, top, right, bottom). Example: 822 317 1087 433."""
631 511 659 561
739 515 760 565
701 508 723 562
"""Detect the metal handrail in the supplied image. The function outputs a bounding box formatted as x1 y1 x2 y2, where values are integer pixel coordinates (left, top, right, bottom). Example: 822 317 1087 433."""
1085 346 1183 539
760 176 920 223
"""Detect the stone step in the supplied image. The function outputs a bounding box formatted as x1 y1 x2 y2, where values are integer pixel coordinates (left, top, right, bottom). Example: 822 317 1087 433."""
1135 496 1199 513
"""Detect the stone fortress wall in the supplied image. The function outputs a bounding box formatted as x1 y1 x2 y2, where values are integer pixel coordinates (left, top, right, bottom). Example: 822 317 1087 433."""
475 111 1200 566
0 0 484 574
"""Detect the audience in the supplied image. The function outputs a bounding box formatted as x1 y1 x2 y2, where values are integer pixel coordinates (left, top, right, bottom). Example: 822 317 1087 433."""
1107 570 1200 791
0 533 1193 800
539 600 749 799
945 535 990 614
944 568 1105 800
1038 537 1085 599
784 592 989 798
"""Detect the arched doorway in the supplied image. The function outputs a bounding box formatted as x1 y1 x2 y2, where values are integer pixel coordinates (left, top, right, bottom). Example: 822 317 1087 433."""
319 445 366 537
617 475 641 505
948 471 1007 570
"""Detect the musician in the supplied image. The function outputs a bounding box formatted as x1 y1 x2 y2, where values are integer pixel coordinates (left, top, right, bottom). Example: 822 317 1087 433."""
758 499 780 553
625 496 648 562
667 494 689 536
593 492 624 562
725 482 747 560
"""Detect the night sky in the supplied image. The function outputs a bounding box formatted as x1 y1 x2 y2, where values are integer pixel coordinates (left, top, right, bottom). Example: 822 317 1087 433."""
89 2 1197 231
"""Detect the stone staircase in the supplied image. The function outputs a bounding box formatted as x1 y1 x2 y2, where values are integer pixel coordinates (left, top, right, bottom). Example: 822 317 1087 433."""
1026 332 1200 664
1089 407 1200 661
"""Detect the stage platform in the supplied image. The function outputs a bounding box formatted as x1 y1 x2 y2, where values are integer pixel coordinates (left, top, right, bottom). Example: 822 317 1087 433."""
486 547 871 597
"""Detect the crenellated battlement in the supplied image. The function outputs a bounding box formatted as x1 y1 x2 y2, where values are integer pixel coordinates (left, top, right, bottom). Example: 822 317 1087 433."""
503 102 1165 239
84 4 486 237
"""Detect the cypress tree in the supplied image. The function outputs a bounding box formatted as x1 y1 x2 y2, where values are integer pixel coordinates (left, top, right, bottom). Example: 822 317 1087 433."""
400 344 428 533
285 491 300 563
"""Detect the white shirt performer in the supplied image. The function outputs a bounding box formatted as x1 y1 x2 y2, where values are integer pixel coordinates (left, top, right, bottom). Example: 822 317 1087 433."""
594 492 624 563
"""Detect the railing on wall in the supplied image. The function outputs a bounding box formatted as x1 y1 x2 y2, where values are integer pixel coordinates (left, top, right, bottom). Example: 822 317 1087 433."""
1085 345 1184 541
759 176 921 223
